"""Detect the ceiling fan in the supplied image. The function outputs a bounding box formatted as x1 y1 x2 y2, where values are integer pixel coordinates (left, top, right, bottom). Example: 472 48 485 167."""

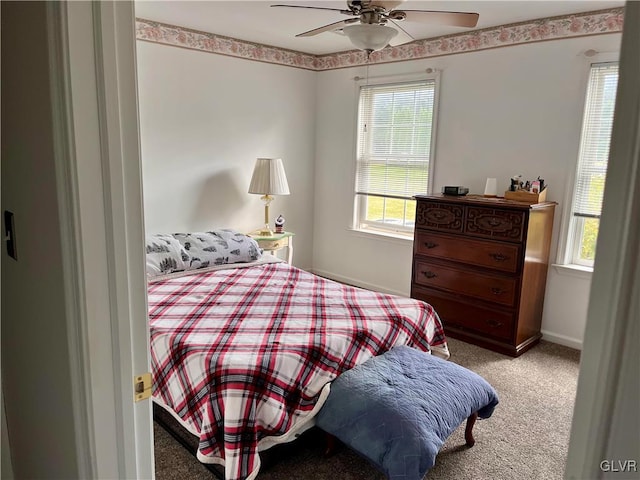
271 1 479 53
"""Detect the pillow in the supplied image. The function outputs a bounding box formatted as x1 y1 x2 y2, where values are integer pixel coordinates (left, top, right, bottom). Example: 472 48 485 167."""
145 234 191 277
172 229 262 270
315 346 499 480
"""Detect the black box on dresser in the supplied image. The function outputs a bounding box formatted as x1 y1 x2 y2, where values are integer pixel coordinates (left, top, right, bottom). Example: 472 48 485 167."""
411 194 556 357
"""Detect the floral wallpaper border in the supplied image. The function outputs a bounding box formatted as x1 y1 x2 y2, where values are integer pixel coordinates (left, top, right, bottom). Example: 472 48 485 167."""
136 19 318 70
136 7 624 71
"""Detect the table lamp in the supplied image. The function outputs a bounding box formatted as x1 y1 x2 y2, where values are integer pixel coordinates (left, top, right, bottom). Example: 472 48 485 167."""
248 158 290 236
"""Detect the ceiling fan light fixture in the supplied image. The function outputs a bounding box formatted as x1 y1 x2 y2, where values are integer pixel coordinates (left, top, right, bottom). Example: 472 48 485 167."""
343 24 398 52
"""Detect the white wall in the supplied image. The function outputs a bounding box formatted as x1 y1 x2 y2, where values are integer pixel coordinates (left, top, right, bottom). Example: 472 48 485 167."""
136 42 317 269
1 2 80 478
136 31 622 348
313 33 622 348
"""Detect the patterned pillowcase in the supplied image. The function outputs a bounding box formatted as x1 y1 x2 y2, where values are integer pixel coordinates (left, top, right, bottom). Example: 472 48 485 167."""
173 229 262 270
145 234 191 277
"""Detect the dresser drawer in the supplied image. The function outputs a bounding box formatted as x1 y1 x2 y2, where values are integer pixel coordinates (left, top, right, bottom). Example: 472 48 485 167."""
415 202 464 233
415 231 521 273
465 206 526 243
413 260 517 306
258 239 286 250
413 288 514 341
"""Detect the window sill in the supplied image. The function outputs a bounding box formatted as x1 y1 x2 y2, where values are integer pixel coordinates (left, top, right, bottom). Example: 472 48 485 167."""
552 263 593 280
348 227 413 244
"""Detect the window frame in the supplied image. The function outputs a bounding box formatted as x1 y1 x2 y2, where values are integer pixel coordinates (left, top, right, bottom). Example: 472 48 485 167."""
352 71 440 237
557 56 619 272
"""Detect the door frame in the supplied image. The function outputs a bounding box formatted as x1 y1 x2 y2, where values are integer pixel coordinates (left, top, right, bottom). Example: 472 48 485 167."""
48 1 153 478
47 1 638 479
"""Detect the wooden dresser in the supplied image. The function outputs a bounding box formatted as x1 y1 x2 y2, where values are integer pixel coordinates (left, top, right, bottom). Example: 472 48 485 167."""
411 194 556 356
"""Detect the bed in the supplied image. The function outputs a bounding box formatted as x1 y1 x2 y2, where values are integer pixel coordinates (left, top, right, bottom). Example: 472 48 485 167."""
146 230 449 480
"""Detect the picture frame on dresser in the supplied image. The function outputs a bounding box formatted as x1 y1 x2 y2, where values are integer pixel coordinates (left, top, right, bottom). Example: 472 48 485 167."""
410 194 557 357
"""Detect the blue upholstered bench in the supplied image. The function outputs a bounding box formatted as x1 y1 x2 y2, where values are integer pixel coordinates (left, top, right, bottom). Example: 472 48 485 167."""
315 346 499 480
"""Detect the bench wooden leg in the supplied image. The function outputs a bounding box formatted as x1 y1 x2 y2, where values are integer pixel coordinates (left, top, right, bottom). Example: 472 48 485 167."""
324 432 338 457
465 412 479 447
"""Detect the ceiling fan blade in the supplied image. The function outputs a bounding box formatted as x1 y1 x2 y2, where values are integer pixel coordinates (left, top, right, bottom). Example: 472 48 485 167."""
271 4 352 15
296 18 358 37
401 10 479 28
387 18 414 46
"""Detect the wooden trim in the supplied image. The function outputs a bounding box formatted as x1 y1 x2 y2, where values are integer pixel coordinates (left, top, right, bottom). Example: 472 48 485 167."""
46 3 96 477
92 2 154 478
58 2 154 478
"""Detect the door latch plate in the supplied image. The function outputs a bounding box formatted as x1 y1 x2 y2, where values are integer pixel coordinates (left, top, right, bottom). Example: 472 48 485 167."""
134 372 152 402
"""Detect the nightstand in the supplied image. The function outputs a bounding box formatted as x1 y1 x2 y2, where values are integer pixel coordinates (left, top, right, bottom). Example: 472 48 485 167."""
250 232 295 264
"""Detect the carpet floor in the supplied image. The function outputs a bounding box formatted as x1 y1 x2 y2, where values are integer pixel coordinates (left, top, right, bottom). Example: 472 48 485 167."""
154 337 580 480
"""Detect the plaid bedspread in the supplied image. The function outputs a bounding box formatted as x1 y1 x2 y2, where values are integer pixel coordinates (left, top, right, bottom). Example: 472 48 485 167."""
148 262 448 480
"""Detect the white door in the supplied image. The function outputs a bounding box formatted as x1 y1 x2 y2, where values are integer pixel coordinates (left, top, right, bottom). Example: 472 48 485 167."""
53 1 155 478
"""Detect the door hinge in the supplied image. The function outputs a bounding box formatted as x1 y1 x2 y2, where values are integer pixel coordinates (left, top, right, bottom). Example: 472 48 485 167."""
134 372 152 402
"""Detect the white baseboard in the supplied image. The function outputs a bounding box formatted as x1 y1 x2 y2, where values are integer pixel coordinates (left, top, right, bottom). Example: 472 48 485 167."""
310 268 407 297
541 330 583 351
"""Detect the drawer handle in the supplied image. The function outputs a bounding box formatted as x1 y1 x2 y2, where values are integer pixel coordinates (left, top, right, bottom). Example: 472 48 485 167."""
489 252 508 262
424 241 439 249
488 217 501 227
490 287 506 296
422 270 437 279
486 319 503 328
433 211 446 220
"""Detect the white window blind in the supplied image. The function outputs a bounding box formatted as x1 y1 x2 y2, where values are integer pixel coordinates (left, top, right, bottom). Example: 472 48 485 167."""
573 63 619 219
355 81 436 201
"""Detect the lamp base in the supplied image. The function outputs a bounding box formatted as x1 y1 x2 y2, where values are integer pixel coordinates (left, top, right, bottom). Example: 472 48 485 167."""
255 224 273 237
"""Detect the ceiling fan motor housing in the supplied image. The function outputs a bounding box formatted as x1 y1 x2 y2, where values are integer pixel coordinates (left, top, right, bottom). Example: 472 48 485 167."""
360 10 386 25
348 1 407 25
347 0 369 13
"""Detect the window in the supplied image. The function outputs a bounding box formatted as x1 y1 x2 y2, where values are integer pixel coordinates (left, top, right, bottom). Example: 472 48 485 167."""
567 62 619 267
354 78 438 235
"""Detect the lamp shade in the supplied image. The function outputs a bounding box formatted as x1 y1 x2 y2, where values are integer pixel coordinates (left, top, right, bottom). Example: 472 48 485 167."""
343 24 398 52
248 158 290 195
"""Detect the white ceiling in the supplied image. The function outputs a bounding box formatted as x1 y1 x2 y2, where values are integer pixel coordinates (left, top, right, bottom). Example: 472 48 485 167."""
134 0 624 55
